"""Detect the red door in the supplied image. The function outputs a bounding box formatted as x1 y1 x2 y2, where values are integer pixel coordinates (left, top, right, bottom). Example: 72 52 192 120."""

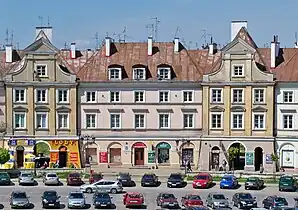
134 148 144 165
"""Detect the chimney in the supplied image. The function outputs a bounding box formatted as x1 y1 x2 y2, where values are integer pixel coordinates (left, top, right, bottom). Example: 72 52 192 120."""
271 35 280 68
231 20 248 41
35 26 53 42
208 37 217 55
295 42 298 48
147 36 153 56
5 45 12 63
70 43 76 59
105 37 111 57
174 37 179 53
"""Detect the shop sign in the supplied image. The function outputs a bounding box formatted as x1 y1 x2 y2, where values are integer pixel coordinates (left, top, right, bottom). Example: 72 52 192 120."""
156 142 171 149
281 150 294 167
51 140 76 146
245 152 254 166
265 154 273 164
148 151 155 163
8 139 36 146
132 142 146 148
69 152 78 162
50 152 59 163
100 152 108 163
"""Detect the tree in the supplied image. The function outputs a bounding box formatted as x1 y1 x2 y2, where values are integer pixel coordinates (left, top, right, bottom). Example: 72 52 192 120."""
271 153 279 180
35 142 50 156
228 147 240 171
0 148 10 164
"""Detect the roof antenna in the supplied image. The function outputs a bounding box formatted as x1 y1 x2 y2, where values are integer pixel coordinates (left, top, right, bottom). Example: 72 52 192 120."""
5 29 9 45
151 17 160 41
174 26 181 38
47 16 50 27
295 32 297 45
10 30 13 45
38 16 43 27
93 32 99 49
64 42 68 49
146 24 154 38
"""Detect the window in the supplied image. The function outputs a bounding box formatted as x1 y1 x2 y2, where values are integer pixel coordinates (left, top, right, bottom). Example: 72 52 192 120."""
86 91 96 102
36 89 47 103
110 114 120 129
36 113 47 129
14 112 26 129
135 114 145 128
57 113 69 129
233 65 244 77
159 114 170 128
110 91 120 102
158 68 171 80
211 88 222 103
232 113 244 129
183 91 193 102
253 113 265 129
36 64 47 77
133 68 146 80
254 89 265 103
159 91 169 102
283 114 293 129
109 68 121 80
283 91 293 103
210 113 222 129
183 114 194 128
57 89 69 103
134 91 145 102
232 89 244 103
86 114 96 128
14 88 26 103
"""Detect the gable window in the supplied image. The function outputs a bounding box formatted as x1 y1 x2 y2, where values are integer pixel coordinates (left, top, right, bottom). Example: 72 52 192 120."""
133 68 146 80
159 114 170 128
36 113 48 129
86 91 96 102
183 91 193 102
254 89 265 103
57 89 69 103
283 114 293 129
233 65 244 77
109 68 122 80
14 112 26 129
158 68 171 80
210 88 222 103
36 89 47 103
283 91 293 103
210 113 222 129
135 114 145 128
14 88 26 103
183 114 194 128
232 112 244 129
57 113 69 129
232 89 244 103
110 114 121 129
36 64 47 77
134 91 145 102
159 91 169 102
110 91 120 102
253 113 265 129
86 114 96 128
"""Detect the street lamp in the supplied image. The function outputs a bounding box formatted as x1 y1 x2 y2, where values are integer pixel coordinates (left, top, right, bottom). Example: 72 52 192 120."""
80 135 95 174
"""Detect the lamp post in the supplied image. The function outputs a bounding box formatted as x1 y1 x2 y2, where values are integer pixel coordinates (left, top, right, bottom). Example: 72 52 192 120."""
80 135 95 175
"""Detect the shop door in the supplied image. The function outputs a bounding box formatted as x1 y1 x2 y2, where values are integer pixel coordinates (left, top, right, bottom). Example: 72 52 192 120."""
211 153 219 169
181 148 194 166
16 147 24 168
110 148 121 164
58 146 67 168
134 148 144 165
86 148 97 164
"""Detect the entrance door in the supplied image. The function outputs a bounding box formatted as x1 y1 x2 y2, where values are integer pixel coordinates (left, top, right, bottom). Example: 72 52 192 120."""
211 153 219 170
134 148 144 165
16 146 24 168
58 146 67 168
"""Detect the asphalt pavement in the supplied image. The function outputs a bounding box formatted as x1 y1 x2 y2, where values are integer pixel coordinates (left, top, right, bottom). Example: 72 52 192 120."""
0 177 296 210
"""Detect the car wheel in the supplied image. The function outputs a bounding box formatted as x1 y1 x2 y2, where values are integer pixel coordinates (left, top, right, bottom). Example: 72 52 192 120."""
167 184 171 188
279 188 282 191
238 203 241 209
245 186 248 190
269 205 273 209
86 188 93 193
111 188 117 194
211 204 215 209
141 183 144 187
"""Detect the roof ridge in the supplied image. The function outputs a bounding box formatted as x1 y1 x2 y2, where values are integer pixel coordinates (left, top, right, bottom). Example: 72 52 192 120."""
278 50 298 69
75 50 100 76
234 27 258 49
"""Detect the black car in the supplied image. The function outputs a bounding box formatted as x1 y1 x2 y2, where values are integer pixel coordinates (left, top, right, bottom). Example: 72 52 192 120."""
156 193 179 208
0 172 11 185
262 196 288 209
232 193 257 209
245 177 264 190
141 173 159 187
117 172 134 187
41 190 60 209
167 173 184 188
93 192 113 209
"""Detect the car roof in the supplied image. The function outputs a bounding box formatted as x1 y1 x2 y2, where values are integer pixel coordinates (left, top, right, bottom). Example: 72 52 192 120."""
12 191 26 194
186 194 201 196
127 192 142 195
223 175 234 177
160 193 174 195
95 179 115 182
210 193 224 195
44 190 57 193
46 173 57 175
69 191 83 194
119 172 129 175
143 173 156 175
21 172 32 175
0 172 8 174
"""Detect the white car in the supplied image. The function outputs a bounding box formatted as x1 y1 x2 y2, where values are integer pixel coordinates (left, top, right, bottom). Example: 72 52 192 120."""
43 173 60 185
19 173 35 185
80 180 123 194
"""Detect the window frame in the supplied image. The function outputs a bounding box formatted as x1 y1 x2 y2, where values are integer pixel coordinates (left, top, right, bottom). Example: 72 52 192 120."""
57 89 69 103
134 114 145 129
210 88 223 103
35 112 48 129
57 113 69 129
159 113 170 129
134 91 145 103
210 112 223 129
232 64 244 77
282 114 293 130
14 112 26 129
110 91 121 103
231 88 244 103
14 88 26 103
85 113 97 129
159 90 170 103
35 88 48 103
35 64 48 77
183 113 194 128
108 68 122 80
231 112 244 129
182 90 194 103
86 91 96 103
157 67 171 80
283 91 294 103
110 113 121 129
253 88 265 104
252 113 266 130
133 68 146 80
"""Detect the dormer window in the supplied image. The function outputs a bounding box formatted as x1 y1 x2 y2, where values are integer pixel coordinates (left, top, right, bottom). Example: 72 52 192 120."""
108 68 122 80
36 64 47 77
158 68 171 80
133 68 146 80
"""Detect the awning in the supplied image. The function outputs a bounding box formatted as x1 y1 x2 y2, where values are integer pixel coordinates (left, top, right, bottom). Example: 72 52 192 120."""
132 142 147 148
156 142 171 149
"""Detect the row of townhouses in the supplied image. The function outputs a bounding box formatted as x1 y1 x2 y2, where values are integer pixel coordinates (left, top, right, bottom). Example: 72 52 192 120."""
0 21 297 172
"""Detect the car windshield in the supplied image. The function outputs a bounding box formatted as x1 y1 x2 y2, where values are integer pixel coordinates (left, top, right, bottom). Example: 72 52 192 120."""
170 174 181 179
44 192 57 197
21 173 32 177
95 194 110 199
47 174 57 178
163 194 175 199
69 173 80 177
239 194 253 199
188 195 201 200
13 192 27 199
213 194 225 200
222 176 233 181
143 175 154 180
129 194 142 198
196 175 208 180
0 173 8 178
281 177 292 183
275 197 287 203
247 177 257 181
69 193 84 199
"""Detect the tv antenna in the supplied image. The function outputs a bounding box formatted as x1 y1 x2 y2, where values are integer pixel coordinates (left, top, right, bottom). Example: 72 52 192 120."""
64 42 68 49
10 30 14 45
295 32 297 45
151 17 160 41
174 26 181 38
93 32 99 49
188 41 192 50
47 16 51 27
5 29 9 45
38 16 44 27
118 27 127 42
200 29 212 47
146 24 154 38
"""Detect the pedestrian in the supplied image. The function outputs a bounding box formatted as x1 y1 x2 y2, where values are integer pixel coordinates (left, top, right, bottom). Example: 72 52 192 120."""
187 159 192 172
222 159 227 172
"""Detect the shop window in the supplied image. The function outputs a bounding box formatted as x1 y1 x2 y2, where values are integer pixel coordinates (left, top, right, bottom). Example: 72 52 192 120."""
157 148 169 164
181 148 194 166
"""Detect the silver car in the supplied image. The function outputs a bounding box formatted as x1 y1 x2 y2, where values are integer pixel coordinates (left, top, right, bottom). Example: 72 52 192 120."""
67 191 86 209
19 172 35 185
43 173 60 185
80 180 123 194
206 193 229 209
10 191 31 208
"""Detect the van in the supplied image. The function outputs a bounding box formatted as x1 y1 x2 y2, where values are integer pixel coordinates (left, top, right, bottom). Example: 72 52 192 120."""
279 175 297 191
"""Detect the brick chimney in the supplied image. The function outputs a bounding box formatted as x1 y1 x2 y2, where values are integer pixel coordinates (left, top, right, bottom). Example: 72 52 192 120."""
174 37 179 53
5 45 12 63
147 36 153 56
271 35 280 68
70 43 76 59
105 37 111 57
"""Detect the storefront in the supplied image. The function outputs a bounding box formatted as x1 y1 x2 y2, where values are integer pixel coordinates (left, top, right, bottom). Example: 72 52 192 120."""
8 139 36 168
156 142 171 164
108 142 122 165
132 142 147 165
279 144 295 168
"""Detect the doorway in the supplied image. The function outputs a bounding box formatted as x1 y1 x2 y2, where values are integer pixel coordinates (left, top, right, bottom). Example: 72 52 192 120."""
58 146 67 168
134 148 144 165
254 147 263 171
16 146 24 168
211 146 220 170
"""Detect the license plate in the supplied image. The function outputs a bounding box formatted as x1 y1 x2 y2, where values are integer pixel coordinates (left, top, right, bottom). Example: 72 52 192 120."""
1 178 6 181
283 183 288 185
224 184 229 186
197 183 201 185
131 201 137 203
145 182 150 184
122 180 127 182
101 204 106 206
248 204 252 206
172 183 176 186
248 183 253 185
49 204 54 206
169 204 174 206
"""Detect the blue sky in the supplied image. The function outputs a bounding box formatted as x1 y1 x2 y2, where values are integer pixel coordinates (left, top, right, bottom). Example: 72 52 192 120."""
1 0 298 49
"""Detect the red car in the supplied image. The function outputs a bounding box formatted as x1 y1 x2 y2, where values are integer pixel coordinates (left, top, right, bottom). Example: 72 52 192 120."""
192 173 213 188
123 192 145 208
181 194 203 208
89 173 103 184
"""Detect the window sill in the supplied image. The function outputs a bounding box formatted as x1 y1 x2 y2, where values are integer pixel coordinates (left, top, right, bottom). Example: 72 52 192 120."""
57 102 70 105
183 127 195 129
111 128 121 131
252 129 266 131
85 127 97 130
210 102 224 105
210 128 224 131
231 76 245 78
85 101 97 103
57 128 70 131
13 102 27 104
231 129 245 131
35 128 49 131
231 102 245 105
35 102 49 105
14 128 27 131
110 101 121 103
282 102 294 104
135 128 146 131
253 102 266 105
183 101 194 103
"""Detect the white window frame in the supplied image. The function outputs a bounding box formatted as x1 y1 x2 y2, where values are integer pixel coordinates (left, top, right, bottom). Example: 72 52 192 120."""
133 68 146 80
108 68 122 80
183 90 194 102
110 113 121 129
253 113 266 130
210 88 223 103
134 114 145 129
14 88 26 103
159 90 170 102
35 64 47 77
232 64 244 77
35 88 48 103
14 112 26 129
35 112 48 129
231 88 244 103
57 113 69 129
110 91 121 102
283 91 294 103
183 113 194 128
134 91 145 103
86 91 96 103
85 113 97 129
231 112 244 129
282 114 293 130
210 112 223 129
253 88 265 104
157 67 171 80
57 89 69 103
159 113 170 129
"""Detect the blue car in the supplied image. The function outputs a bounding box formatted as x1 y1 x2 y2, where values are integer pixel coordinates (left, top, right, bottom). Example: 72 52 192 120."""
220 175 238 189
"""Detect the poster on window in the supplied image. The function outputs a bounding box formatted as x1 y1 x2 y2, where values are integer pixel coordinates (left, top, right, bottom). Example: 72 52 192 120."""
282 150 294 167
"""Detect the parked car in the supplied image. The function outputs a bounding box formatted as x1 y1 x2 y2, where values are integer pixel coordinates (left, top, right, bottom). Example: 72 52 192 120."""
123 192 145 208
272 208 295 210
232 192 257 209
10 191 31 209
245 177 264 190
117 172 134 187
67 191 86 209
141 173 159 187
89 173 103 184
167 173 184 188
156 193 179 209
220 175 238 189
262 196 288 209
279 175 297 191
80 180 123 194
18 172 35 185
93 192 113 209
43 173 60 186
41 190 61 209
185 206 209 210
192 173 213 189
67 172 84 186
206 193 229 209
0 172 11 185
181 194 203 208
